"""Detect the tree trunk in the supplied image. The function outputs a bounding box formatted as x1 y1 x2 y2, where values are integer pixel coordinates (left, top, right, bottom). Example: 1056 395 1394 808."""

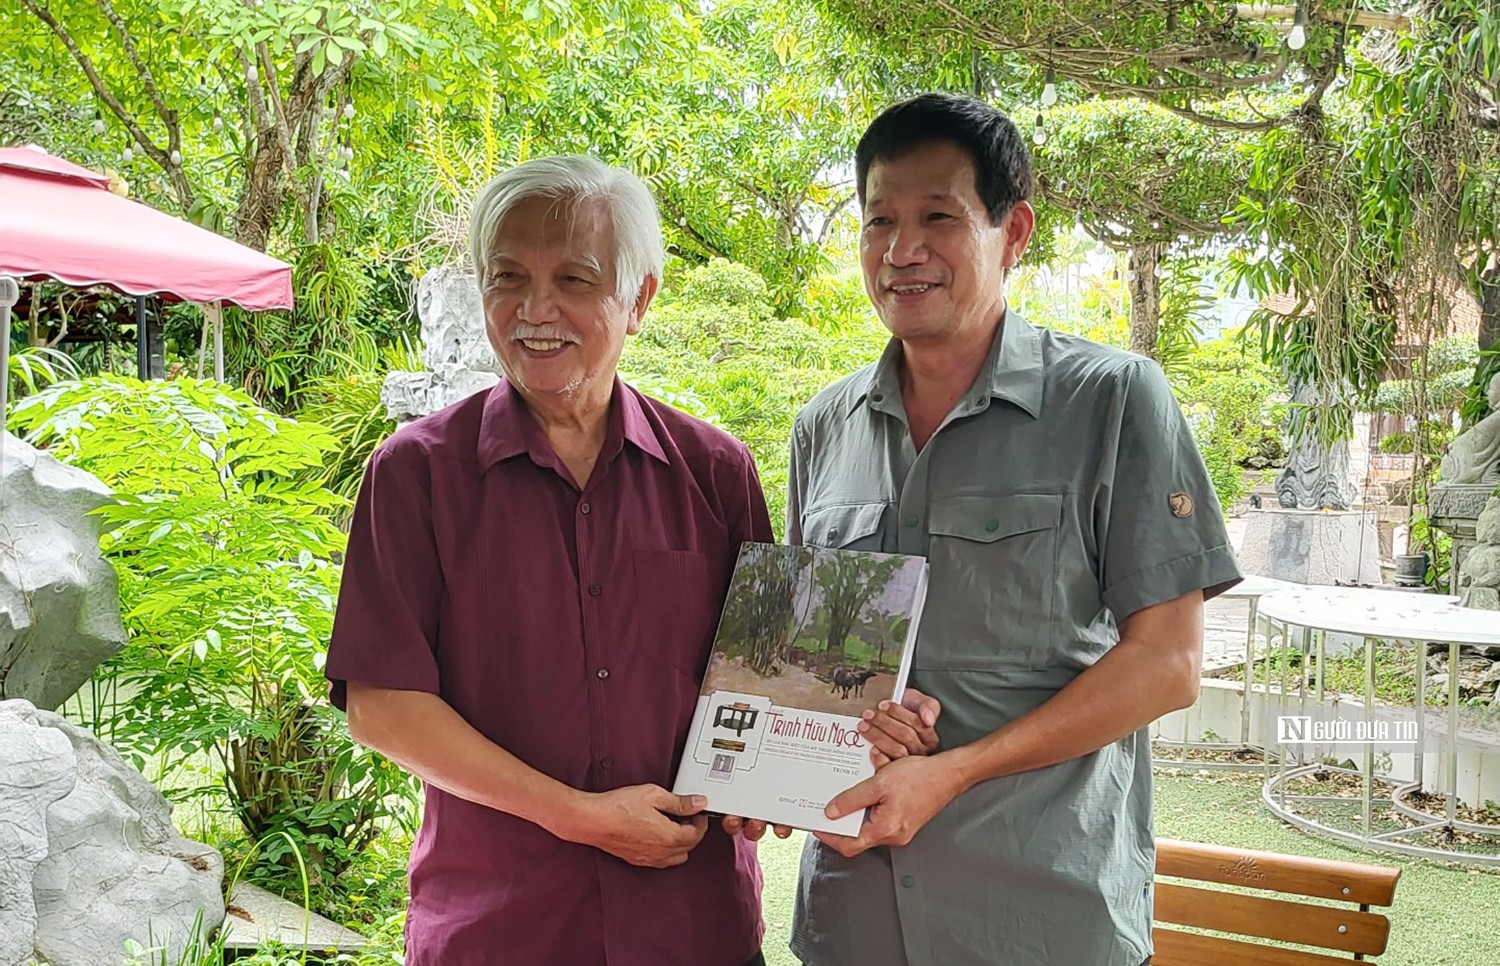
1477 260 1500 353
1127 243 1165 359
233 132 288 252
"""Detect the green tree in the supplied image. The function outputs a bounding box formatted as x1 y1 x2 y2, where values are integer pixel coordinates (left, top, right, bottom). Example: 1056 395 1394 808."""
1033 99 1254 359
1227 4 1499 431
624 259 888 532
11 376 416 883
716 544 814 675
813 552 900 666
1172 329 1286 509
857 611 910 668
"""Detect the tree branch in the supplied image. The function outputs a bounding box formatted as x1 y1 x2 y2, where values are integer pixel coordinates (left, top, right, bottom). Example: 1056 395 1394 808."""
1128 87 1285 131
94 0 177 143
19 0 195 209
816 192 857 246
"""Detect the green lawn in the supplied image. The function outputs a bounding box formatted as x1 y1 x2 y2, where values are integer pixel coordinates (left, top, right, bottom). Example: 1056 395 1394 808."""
756 768 1500 966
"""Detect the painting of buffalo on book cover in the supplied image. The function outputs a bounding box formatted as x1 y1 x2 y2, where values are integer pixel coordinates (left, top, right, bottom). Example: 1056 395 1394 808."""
673 542 929 835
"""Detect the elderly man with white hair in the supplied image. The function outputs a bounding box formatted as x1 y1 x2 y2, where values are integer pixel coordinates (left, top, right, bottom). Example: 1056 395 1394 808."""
324 156 775 965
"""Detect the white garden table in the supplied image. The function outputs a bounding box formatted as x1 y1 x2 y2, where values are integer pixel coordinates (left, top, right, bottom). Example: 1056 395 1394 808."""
1255 585 1500 865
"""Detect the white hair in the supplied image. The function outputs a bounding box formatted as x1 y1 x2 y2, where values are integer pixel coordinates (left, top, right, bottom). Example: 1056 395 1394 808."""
469 155 665 303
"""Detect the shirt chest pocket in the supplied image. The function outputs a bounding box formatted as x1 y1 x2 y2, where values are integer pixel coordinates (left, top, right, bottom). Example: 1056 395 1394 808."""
801 502 890 552
921 493 1062 670
632 549 720 676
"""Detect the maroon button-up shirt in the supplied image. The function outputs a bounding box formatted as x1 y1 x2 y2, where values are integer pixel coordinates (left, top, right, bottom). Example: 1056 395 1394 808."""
327 378 772 966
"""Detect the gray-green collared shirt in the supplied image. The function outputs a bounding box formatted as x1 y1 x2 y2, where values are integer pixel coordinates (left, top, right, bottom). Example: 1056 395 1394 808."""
786 313 1241 966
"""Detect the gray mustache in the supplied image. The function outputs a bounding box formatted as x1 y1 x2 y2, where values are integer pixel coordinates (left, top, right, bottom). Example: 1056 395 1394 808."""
512 325 580 343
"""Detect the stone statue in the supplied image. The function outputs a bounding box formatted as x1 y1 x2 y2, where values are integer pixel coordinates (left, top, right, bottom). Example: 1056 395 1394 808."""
1276 375 1354 510
1440 373 1500 486
1458 497 1500 609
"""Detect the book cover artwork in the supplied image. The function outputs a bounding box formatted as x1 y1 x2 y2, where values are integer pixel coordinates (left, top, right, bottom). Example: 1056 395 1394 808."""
673 542 929 835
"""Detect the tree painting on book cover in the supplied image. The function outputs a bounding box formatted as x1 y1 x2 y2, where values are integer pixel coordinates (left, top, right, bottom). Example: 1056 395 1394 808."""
705 543 923 716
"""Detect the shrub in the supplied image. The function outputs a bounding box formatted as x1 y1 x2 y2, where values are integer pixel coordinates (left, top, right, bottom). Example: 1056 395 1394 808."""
12 375 417 885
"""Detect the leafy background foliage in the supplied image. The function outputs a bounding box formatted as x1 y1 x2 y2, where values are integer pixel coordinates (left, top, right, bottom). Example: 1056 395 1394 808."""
4 0 1499 961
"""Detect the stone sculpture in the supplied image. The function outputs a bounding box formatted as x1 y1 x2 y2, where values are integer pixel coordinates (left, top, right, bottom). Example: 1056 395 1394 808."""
1458 497 1500 610
1440 373 1500 486
1275 375 1354 511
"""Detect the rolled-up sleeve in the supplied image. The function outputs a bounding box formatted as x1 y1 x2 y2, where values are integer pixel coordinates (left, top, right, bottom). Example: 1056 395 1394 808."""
326 439 444 710
1098 359 1242 622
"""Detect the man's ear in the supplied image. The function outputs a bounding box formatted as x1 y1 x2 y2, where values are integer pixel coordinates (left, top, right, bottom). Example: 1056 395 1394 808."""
627 274 660 336
1001 201 1037 267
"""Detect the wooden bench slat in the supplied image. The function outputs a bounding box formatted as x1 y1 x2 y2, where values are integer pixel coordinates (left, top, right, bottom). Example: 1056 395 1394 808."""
1153 927 1372 966
1156 838 1401 906
1155 882 1390 956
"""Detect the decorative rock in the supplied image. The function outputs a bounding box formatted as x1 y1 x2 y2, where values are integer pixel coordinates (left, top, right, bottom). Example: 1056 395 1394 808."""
382 368 500 424
414 265 501 375
381 266 502 423
0 699 224 966
220 882 367 955
0 702 74 966
0 432 127 710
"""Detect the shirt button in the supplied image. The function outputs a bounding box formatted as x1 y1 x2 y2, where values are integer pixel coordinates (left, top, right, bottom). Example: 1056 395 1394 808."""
901 875 915 888
596 667 610 680
973 396 984 406
580 502 592 515
600 756 615 769
985 518 1000 532
871 392 884 402
903 514 919 527
588 584 602 597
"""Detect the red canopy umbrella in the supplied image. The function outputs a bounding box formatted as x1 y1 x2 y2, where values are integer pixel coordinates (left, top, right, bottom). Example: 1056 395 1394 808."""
0 145 292 309
0 145 293 406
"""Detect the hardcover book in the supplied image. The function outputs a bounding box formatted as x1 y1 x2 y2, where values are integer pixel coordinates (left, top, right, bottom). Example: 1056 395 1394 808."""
672 541 929 835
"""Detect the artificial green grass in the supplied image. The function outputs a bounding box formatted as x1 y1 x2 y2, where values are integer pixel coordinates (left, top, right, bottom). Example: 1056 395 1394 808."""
756 768 1500 966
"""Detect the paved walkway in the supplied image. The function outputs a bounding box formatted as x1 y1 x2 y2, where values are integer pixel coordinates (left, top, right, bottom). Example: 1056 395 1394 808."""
1203 516 1252 672
1204 596 1251 672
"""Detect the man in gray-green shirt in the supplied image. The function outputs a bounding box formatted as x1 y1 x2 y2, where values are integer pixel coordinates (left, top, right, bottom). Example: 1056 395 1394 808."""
786 93 1242 966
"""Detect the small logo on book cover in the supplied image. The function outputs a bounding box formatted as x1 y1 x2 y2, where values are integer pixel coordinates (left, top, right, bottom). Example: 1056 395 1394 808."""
708 753 737 783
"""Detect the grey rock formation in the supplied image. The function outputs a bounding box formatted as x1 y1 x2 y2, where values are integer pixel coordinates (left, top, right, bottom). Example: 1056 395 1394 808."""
0 432 126 710
381 265 501 422
0 699 224 966
0 701 74 966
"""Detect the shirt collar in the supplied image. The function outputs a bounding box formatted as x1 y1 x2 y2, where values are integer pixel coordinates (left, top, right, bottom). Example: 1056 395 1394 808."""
853 310 1045 420
476 377 668 475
